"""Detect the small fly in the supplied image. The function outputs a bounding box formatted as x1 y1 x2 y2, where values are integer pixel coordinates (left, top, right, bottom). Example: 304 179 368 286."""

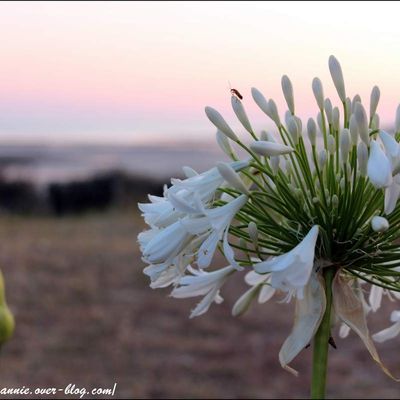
228 81 243 100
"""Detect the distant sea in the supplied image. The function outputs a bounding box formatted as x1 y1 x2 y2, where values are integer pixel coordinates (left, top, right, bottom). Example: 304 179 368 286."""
0 142 227 186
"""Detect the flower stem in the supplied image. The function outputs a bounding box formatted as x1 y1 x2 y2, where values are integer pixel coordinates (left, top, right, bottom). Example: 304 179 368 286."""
311 267 335 399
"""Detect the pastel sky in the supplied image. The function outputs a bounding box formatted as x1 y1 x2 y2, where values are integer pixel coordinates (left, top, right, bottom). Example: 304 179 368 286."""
1 1 400 144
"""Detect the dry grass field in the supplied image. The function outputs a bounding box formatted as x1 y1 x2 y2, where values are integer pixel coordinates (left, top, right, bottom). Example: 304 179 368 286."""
0 210 399 399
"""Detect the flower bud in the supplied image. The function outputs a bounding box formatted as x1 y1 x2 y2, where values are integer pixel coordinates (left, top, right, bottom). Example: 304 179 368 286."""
354 102 369 145
329 55 346 102
248 221 259 245
357 141 368 177
216 130 236 160
307 118 317 146
217 162 249 194
340 129 351 162
345 97 352 117
250 141 294 157
325 98 333 124
395 104 400 134
371 216 389 232
270 156 280 175
205 107 238 141
260 130 269 141
339 177 345 190
349 114 358 146
370 86 380 120
281 75 295 115
371 114 380 130
231 96 253 134
318 149 327 169
312 77 324 109
327 135 336 154
332 194 339 207
352 94 361 113
367 140 393 188
287 116 299 144
317 112 324 134
267 99 281 126
332 107 340 131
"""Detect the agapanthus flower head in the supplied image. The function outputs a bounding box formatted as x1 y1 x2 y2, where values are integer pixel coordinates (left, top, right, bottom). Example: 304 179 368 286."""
138 55 400 378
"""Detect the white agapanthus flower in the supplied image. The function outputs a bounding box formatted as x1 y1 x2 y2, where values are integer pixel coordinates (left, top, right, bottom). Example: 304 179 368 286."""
138 55 400 383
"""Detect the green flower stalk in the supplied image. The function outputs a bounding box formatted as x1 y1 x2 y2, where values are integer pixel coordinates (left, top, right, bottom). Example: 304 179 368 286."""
138 55 400 398
0 270 14 346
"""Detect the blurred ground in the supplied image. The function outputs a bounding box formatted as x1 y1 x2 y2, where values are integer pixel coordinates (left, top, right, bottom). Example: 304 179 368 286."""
0 211 399 399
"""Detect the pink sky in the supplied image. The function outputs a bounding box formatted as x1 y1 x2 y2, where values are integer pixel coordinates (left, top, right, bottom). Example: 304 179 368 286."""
1 1 400 144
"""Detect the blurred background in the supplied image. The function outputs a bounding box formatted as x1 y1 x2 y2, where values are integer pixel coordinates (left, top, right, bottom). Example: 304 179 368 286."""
1 1 400 398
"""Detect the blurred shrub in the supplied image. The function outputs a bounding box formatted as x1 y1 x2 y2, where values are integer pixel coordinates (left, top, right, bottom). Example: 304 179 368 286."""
0 171 167 216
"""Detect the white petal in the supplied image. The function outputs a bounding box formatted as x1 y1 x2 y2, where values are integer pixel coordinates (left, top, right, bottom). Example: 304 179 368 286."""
339 323 351 338
258 284 275 303
369 285 383 312
373 322 400 343
385 180 400 215
279 274 326 375
197 230 219 268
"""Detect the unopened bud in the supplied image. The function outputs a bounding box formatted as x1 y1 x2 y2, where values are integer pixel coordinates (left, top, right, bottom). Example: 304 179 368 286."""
318 149 327 169
327 135 336 154
329 55 346 102
370 86 380 120
216 130 237 160
340 129 351 162
307 118 317 146
357 141 368 177
205 107 238 141
354 103 369 145
312 77 324 109
332 107 340 131
281 75 295 115
231 96 253 134
371 216 389 232
349 114 358 146
217 162 249 194
287 117 299 144
325 98 333 124
248 221 258 245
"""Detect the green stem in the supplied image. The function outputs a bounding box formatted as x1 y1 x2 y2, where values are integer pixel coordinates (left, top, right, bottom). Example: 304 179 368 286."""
311 267 335 399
